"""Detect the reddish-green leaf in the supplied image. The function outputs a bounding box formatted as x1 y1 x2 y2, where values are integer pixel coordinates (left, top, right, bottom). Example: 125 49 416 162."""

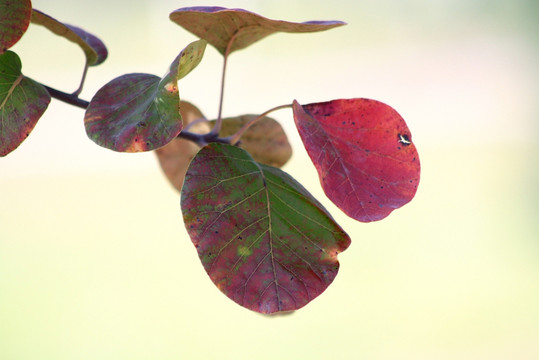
181 143 350 314
293 99 421 222
84 40 206 152
0 51 50 156
211 115 292 167
30 9 107 66
170 6 345 55
0 0 31 53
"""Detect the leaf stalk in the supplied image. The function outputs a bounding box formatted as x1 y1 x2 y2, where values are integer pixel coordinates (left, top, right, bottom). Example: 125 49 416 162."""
227 103 292 145
210 30 243 136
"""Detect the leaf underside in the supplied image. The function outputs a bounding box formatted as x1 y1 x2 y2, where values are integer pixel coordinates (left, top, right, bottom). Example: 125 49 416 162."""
0 0 31 53
181 143 350 314
211 115 292 168
293 98 421 222
30 9 107 66
0 51 51 156
170 6 345 55
84 40 206 152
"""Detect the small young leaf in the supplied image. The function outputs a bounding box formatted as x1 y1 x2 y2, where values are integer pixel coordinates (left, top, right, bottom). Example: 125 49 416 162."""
30 9 107 66
170 6 345 55
211 115 292 167
155 101 210 191
293 99 421 222
84 40 206 152
181 143 350 314
0 0 31 53
0 51 50 156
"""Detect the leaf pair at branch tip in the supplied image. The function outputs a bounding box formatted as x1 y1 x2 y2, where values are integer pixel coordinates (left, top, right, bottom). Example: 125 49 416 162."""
169 6 346 56
84 40 207 153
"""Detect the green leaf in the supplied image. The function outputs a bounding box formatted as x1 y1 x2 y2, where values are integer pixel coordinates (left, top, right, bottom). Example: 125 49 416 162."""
0 50 50 156
170 6 346 55
0 0 31 53
181 143 351 314
30 9 107 66
84 40 206 152
210 114 292 168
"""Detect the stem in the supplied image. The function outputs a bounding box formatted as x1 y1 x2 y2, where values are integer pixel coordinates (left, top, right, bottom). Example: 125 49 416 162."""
72 59 89 96
210 31 242 136
227 103 292 145
183 117 209 132
211 53 228 135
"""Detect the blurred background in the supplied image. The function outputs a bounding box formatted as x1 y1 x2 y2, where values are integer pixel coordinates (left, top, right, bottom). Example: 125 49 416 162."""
1 0 538 359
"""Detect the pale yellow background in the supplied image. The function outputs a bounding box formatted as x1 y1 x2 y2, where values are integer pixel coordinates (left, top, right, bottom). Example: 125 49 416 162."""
2 0 538 359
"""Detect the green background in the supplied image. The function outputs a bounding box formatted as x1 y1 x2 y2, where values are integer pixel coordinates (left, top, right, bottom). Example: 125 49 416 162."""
2 0 538 358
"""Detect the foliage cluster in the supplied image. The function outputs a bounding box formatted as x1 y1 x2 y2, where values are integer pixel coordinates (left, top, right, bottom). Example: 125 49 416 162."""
0 1 420 314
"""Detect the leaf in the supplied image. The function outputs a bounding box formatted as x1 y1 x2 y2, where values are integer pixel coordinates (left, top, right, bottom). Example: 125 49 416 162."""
0 51 50 156
0 0 31 53
181 143 350 314
84 40 206 152
169 6 345 55
211 115 292 167
155 101 210 191
293 99 421 222
30 9 107 66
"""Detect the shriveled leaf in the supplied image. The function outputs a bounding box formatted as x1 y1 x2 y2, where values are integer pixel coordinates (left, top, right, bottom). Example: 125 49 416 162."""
0 51 50 156
170 6 345 55
211 115 292 167
181 143 350 314
30 9 107 66
84 40 206 152
0 0 31 53
293 99 420 222
155 101 209 191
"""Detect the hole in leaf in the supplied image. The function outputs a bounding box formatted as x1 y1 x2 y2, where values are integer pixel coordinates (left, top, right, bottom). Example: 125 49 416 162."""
398 133 411 146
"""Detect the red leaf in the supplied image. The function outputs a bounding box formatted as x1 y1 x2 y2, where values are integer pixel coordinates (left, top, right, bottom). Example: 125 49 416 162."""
181 143 350 313
293 98 420 222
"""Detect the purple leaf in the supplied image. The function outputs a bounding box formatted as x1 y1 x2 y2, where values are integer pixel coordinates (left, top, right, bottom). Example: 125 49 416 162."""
84 40 206 152
31 9 107 66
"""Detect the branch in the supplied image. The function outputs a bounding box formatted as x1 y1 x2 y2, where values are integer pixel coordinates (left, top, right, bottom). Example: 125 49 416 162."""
44 84 89 108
